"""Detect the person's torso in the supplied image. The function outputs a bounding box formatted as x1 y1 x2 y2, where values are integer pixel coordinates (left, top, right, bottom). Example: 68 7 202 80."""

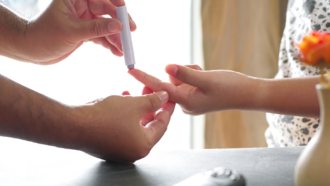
265 0 328 147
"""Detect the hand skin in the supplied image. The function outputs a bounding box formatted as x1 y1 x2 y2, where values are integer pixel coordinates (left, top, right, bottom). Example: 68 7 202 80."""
0 74 175 163
0 0 136 65
129 64 320 118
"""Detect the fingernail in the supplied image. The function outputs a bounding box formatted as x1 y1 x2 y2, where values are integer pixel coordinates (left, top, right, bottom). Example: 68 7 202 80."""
155 91 169 105
108 22 120 33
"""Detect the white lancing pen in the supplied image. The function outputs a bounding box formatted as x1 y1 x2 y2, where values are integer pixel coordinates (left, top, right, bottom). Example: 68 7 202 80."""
116 6 135 69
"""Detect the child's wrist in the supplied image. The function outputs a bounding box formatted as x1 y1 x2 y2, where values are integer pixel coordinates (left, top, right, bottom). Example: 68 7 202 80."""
248 76 268 111
233 75 267 111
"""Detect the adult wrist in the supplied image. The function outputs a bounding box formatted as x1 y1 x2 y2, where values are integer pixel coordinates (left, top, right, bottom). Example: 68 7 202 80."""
37 103 85 150
57 105 90 151
0 5 30 61
13 20 36 62
29 101 88 151
64 105 98 152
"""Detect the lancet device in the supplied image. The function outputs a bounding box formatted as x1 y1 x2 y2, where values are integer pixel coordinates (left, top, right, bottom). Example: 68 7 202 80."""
116 6 135 69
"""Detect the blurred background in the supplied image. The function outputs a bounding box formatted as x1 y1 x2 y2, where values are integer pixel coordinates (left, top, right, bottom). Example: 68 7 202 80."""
0 0 288 153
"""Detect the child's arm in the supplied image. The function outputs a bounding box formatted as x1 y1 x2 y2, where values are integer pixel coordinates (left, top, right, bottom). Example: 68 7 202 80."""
129 64 320 118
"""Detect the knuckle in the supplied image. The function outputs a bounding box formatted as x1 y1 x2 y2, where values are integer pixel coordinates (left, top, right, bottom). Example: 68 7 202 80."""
155 80 163 90
90 20 103 37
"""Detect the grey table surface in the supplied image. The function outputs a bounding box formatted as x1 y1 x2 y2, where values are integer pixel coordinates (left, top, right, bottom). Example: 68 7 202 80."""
0 138 304 186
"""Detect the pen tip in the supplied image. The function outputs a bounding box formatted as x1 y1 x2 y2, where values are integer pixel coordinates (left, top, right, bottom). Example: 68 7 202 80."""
127 65 135 69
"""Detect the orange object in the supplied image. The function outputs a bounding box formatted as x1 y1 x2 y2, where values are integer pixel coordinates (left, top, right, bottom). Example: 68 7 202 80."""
297 31 330 66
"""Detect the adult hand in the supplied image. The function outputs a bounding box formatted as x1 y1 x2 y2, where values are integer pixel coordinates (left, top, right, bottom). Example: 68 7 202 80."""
22 0 136 64
74 88 175 163
129 65 257 115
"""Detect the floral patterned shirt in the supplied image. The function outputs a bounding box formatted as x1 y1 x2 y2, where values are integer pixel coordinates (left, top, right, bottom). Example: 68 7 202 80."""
265 0 327 147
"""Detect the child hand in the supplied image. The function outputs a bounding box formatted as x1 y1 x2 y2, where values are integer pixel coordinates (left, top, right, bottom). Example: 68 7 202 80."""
129 64 257 115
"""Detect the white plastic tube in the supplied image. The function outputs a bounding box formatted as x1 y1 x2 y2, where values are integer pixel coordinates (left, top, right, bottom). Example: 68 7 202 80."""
116 6 135 69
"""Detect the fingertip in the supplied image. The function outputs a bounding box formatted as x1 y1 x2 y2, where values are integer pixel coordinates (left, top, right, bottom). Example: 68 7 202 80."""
108 42 123 56
165 64 180 76
116 18 123 28
127 68 140 75
105 34 123 53
127 68 135 74
131 27 137 32
108 19 122 33
155 91 169 106
114 42 123 53
114 49 123 56
129 20 137 31
130 23 137 31
112 50 123 57
128 14 137 31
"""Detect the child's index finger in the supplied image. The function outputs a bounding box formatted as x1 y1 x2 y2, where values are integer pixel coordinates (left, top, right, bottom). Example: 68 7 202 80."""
128 69 181 103
128 69 164 91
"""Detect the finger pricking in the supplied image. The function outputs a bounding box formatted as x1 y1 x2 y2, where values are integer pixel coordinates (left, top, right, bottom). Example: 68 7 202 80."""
128 69 163 91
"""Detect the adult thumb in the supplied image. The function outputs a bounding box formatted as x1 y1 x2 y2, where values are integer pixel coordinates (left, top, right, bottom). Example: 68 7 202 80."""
78 18 122 40
165 64 207 89
138 91 169 115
